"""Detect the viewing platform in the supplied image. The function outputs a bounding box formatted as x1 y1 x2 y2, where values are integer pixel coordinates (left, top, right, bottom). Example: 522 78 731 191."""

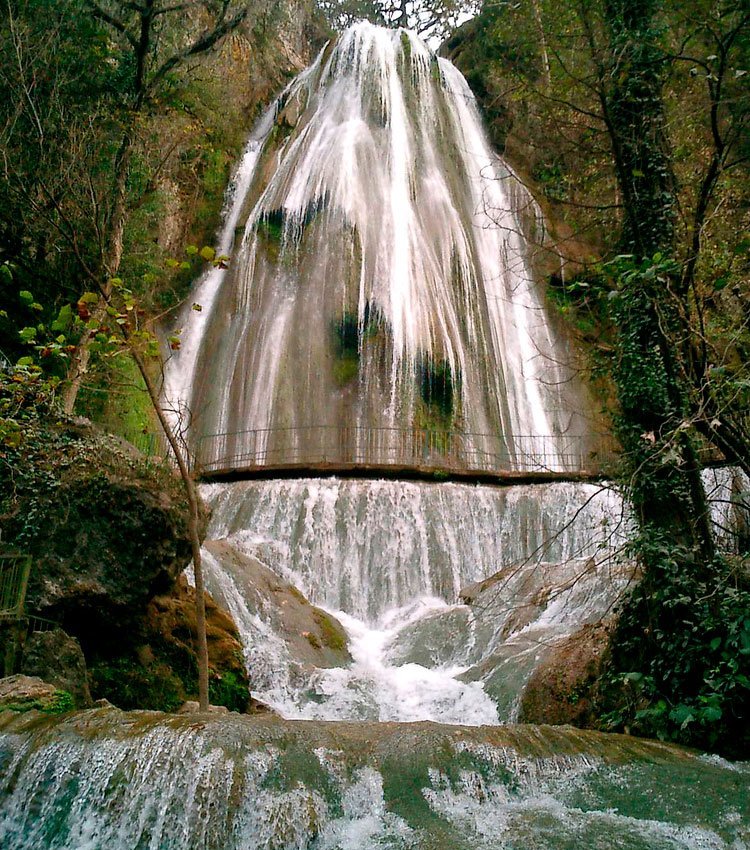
190 426 619 486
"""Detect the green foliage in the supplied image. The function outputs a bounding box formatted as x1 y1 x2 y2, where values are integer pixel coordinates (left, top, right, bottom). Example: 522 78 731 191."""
208 669 248 713
2 689 75 716
90 658 183 713
600 530 750 757
257 209 286 243
532 161 569 202
332 356 359 386
312 608 348 653
604 254 678 420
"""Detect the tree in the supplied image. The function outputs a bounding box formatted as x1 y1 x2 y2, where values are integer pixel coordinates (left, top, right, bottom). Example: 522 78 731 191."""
321 0 477 41
61 0 252 415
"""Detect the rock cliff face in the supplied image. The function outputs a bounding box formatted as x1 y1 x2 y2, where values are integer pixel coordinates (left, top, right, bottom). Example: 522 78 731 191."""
0 409 248 711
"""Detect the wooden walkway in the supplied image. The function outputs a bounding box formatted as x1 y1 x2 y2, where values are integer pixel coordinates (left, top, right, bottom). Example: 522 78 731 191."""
197 460 609 486
192 426 618 486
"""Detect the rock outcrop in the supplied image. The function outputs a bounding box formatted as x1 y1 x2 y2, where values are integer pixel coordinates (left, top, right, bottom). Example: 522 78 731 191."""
204 540 351 671
19 628 91 708
0 411 248 713
1 416 201 655
0 674 73 713
518 621 612 726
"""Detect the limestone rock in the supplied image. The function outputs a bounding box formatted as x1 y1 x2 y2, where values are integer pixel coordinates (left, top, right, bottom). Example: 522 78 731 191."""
21 627 92 708
177 700 229 715
204 540 351 670
518 621 612 726
144 574 250 710
0 674 60 711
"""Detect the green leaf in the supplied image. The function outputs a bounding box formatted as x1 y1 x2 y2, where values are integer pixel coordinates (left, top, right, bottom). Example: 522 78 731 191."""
16 356 34 366
165 258 180 269
200 246 215 261
19 290 34 304
702 705 722 723
51 304 73 332
669 704 695 728
623 671 643 683
19 326 36 342
186 244 199 255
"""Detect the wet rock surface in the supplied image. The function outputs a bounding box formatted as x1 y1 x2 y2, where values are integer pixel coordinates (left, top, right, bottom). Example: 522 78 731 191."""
519 621 612 726
204 540 351 670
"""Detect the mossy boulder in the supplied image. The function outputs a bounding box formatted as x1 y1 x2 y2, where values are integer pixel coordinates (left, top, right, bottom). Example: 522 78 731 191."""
0 407 247 713
18 627 92 708
0 415 204 654
0 674 74 714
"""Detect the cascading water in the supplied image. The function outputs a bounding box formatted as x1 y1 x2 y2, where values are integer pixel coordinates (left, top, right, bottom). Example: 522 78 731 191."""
160 23 626 725
166 22 599 472
199 478 632 722
2 711 748 850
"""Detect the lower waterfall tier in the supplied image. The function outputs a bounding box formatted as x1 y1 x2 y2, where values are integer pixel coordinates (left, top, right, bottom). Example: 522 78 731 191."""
1 710 747 850
200 478 632 723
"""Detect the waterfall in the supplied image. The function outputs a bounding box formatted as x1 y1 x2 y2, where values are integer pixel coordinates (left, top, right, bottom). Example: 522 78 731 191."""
198 478 632 722
202 479 627 620
158 24 630 726
2 23 748 850
166 23 598 472
1 710 747 850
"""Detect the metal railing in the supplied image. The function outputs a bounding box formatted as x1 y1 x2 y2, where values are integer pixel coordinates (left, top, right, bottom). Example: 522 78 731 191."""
194 425 618 478
0 552 59 675
0 553 31 622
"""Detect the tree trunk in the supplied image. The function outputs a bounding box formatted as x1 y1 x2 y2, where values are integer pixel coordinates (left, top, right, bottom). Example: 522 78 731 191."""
130 347 210 712
62 130 132 414
531 0 551 93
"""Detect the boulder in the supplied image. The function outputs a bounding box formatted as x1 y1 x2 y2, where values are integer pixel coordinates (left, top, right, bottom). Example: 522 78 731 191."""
21 627 91 708
0 674 68 712
204 540 351 670
1 412 251 714
518 621 612 726
0 417 205 656
87 574 251 714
